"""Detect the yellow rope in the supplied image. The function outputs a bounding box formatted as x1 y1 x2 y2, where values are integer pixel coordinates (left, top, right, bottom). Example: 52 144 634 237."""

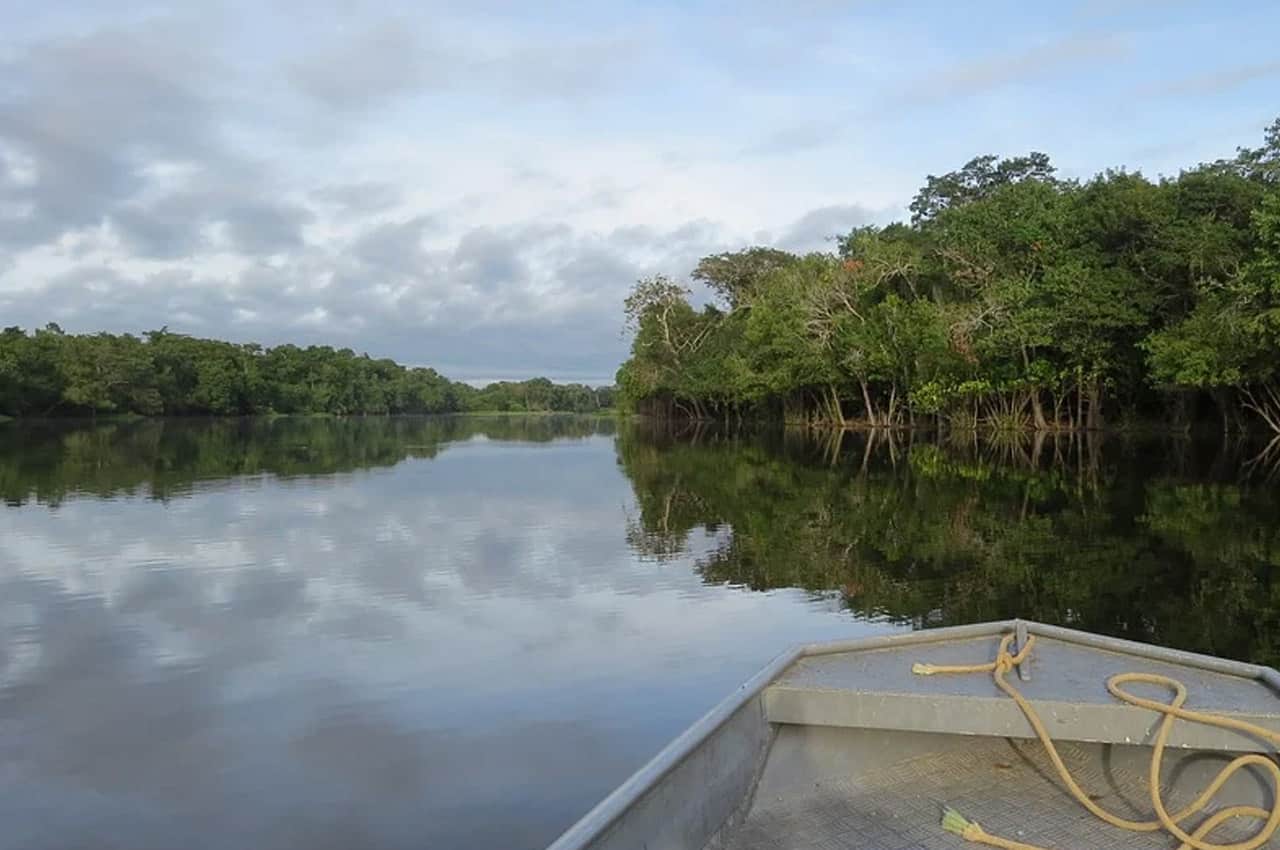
917 633 1280 850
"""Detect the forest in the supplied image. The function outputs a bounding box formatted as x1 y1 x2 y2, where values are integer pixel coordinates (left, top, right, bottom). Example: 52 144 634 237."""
617 118 1280 435
0 326 614 418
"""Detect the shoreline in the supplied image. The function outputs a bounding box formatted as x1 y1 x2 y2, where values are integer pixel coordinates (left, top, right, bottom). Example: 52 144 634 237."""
0 410 625 424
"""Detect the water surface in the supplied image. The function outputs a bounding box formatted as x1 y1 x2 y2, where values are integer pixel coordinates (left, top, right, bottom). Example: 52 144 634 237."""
0 417 1276 850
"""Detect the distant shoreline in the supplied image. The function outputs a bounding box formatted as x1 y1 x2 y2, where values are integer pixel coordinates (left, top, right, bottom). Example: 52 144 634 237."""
0 410 623 423
0 326 617 419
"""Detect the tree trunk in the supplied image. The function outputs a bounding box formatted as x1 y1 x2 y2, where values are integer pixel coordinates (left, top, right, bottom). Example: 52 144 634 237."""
860 380 878 427
1086 381 1102 431
1021 346 1048 430
1051 390 1066 428
1075 370 1084 432
1168 391 1191 434
828 384 846 428
1030 391 1049 431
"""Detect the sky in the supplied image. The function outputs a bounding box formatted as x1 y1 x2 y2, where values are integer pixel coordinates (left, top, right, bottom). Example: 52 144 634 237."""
1 1 1278 385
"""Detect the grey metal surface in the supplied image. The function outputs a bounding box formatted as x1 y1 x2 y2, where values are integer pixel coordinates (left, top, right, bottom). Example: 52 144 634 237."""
544 650 793 850
766 633 1280 751
1015 619 1031 682
548 624 1021 850
570 696 773 850
547 622 1280 850
1025 622 1274 682
719 729 1278 849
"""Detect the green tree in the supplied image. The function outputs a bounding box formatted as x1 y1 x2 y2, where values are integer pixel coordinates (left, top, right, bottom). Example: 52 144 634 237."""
910 152 1057 224
692 247 800 308
615 118 1280 435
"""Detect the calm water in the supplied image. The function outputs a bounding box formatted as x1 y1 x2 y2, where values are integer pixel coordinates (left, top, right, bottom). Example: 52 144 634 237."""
0 417 1277 850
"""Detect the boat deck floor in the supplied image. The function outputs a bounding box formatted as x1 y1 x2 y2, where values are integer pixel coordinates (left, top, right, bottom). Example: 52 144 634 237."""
718 736 1277 850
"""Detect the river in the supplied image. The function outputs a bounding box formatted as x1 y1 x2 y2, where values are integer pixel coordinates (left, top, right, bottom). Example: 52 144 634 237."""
0 416 1275 850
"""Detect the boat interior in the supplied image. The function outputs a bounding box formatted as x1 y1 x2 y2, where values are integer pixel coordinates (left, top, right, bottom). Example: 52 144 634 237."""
548 621 1280 850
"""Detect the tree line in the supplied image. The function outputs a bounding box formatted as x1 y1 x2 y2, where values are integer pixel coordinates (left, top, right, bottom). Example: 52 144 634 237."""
617 119 1280 434
0 326 614 418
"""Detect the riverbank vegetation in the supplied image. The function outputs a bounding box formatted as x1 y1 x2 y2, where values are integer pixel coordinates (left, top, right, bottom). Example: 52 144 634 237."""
617 119 1280 435
0 326 614 417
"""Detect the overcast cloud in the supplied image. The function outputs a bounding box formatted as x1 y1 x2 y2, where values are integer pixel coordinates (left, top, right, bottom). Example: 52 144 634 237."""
2 1 1278 383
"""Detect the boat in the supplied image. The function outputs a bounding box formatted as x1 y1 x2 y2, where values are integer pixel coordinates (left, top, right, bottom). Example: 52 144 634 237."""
546 620 1280 850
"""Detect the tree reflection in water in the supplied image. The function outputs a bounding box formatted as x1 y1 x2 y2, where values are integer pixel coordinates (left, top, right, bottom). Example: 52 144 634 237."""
618 422 1280 666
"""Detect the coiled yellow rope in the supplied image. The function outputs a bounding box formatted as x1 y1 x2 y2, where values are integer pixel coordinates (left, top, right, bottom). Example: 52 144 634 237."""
913 633 1280 850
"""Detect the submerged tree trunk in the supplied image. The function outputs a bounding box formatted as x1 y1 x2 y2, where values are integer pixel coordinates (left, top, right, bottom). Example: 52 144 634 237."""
859 427 877 474
1241 384 1280 434
1031 430 1046 467
1168 391 1192 434
1211 388 1233 435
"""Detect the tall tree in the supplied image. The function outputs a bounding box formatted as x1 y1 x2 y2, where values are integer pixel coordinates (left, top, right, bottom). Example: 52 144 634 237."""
910 152 1057 224
692 247 801 308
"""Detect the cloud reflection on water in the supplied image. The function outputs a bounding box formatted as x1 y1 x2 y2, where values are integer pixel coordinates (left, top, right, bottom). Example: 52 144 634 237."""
0 419 877 850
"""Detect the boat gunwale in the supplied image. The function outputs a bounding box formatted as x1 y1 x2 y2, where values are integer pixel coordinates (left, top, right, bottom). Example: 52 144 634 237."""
544 619 1280 850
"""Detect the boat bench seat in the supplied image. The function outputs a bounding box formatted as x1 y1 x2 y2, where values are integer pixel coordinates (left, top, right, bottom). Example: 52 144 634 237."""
763 634 1280 752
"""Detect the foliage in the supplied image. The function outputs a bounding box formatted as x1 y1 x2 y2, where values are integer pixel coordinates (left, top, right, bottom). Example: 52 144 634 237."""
692 247 802 308
616 118 1280 434
909 152 1057 224
0 326 614 418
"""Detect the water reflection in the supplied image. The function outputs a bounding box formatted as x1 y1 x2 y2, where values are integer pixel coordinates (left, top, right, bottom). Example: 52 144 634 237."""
0 416 874 850
0 415 616 505
620 422 1280 666
0 417 1276 850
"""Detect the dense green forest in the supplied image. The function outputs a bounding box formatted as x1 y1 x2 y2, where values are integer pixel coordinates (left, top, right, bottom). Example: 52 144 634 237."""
617 119 1280 435
0 326 614 417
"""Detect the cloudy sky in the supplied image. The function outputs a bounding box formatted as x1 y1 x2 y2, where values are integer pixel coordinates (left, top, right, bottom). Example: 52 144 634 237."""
2 1 1277 384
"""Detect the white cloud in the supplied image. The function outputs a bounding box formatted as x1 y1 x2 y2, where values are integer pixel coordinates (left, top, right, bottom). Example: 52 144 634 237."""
898 33 1130 107
1136 59 1280 98
2 3 1276 380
